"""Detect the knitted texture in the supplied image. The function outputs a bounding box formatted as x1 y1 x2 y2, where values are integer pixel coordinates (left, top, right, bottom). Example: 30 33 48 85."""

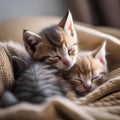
0 44 14 96
0 41 30 97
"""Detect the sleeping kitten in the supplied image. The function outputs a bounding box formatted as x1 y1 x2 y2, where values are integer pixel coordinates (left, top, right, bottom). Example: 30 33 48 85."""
2 56 66 107
23 11 78 70
63 42 108 96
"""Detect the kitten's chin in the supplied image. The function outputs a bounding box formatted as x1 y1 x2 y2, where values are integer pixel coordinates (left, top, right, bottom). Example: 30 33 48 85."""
65 61 76 70
76 87 87 94
76 86 94 96
64 65 73 70
58 65 72 71
77 90 89 96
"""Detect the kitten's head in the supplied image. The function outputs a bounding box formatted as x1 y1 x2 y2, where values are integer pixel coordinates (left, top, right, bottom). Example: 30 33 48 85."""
63 42 108 95
23 11 78 70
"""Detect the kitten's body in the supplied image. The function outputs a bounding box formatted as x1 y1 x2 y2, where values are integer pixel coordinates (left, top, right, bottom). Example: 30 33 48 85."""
2 57 66 106
63 42 108 96
14 62 65 104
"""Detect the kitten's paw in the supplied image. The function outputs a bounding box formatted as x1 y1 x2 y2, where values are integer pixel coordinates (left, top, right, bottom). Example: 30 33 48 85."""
1 91 19 107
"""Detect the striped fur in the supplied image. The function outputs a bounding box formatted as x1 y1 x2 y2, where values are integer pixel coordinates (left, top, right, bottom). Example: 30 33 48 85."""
2 56 66 106
14 62 65 103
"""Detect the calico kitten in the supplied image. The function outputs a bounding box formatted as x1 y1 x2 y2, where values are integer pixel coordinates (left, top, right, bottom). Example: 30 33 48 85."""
2 56 66 107
63 42 108 96
23 11 78 70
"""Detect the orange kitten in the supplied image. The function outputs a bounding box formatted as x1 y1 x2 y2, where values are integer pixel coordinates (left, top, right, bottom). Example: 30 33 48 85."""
63 42 108 96
23 11 78 70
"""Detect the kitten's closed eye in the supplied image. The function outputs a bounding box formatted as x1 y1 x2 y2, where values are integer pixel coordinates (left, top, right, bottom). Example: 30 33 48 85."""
69 78 82 85
48 56 61 63
92 75 102 81
68 44 77 56
92 74 106 85
68 48 75 56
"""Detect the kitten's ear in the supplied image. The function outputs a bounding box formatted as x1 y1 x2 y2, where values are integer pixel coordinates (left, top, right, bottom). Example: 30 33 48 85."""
23 30 41 55
92 41 107 65
11 56 27 78
58 10 77 40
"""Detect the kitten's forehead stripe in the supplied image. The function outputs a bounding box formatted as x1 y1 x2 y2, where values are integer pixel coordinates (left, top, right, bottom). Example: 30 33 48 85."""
76 55 91 75
40 26 63 48
39 25 77 51
88 56 94 75
86 56 91 73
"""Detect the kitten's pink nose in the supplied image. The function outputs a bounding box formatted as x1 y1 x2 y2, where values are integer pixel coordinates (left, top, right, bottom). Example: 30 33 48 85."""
84 85 92 91
63 60 70 67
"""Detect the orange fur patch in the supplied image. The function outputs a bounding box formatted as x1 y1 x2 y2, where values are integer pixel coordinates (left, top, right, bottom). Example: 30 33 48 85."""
68 22 74 36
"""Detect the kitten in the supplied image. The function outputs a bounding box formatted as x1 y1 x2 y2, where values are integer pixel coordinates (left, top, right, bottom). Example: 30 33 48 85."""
1 56 66 107
23 11 78 70
63 42 108 96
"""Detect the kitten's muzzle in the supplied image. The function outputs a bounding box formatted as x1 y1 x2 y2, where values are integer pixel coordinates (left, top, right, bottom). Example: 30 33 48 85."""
63 60 70 67
83 85 92 91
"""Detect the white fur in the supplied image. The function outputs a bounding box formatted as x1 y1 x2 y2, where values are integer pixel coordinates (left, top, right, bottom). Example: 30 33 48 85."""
25 31 41 38
95 41 107 66
95 41 106 59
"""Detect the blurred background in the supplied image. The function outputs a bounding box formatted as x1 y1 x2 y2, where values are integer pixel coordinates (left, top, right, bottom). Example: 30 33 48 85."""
0 0 120 28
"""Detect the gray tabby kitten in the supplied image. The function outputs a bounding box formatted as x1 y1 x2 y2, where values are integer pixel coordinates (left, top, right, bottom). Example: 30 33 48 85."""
2 56 66 107
23 11 78 70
